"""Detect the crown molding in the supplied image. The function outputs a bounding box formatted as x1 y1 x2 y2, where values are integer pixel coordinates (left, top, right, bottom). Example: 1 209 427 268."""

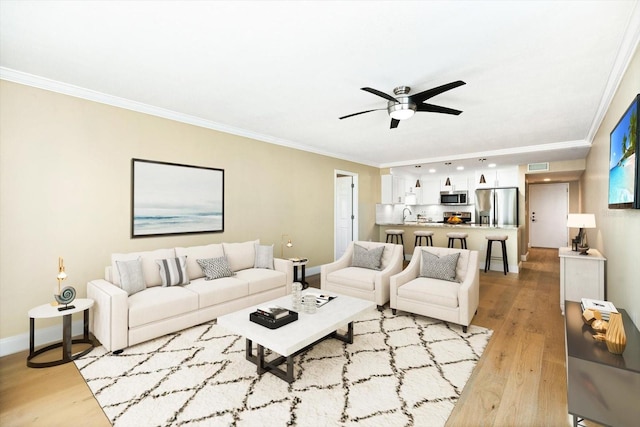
0 67 379 168
586 1 640 143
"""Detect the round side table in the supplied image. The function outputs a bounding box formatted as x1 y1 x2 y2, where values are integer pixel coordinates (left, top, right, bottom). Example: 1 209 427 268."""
27 298 95 368
290 258 309 289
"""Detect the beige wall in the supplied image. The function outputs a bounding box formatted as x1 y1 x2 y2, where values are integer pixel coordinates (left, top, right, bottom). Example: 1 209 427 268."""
0 80 380 338
582 44 640 329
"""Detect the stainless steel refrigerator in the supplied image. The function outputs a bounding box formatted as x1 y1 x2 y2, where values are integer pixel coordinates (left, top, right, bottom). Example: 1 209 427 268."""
475 187 519 226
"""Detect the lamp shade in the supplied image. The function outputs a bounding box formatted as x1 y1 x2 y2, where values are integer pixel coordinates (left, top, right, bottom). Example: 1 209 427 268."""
567 213 596 228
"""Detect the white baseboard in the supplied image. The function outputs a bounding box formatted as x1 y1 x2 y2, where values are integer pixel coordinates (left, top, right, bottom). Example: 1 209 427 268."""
0 320 86 357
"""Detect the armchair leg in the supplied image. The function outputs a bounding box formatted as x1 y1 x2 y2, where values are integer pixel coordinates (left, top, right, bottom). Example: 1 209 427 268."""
462 325 467 333
391 309 397 315
377 305 384 311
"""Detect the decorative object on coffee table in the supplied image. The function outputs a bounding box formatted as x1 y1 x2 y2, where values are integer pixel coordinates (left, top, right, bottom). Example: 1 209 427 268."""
605 312 627 354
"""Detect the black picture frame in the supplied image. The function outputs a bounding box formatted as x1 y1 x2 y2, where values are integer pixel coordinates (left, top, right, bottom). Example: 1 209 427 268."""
131 159 224 237
608 94 639 209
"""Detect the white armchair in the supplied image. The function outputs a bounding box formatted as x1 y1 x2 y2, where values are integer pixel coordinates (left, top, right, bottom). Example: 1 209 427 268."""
321 241 404 309
390 246 479 332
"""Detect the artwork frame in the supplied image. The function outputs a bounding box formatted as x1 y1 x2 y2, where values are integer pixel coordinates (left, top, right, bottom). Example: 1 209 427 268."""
131 158 224 237
608 94 639 209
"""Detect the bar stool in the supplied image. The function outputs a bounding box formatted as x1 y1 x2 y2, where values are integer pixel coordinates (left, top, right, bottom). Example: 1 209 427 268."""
414 230 434 247
485 235 508 274
447 232 468 249
385 229 405 260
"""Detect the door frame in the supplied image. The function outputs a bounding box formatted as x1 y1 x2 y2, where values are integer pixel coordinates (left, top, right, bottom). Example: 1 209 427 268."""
334 170 359 260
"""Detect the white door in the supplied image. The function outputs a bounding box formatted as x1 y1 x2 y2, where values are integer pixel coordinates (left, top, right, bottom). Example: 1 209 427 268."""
529 183 568 248
335 172 358 260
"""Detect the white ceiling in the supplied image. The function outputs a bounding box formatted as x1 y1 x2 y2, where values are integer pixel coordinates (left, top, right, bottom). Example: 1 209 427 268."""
1 1 639 180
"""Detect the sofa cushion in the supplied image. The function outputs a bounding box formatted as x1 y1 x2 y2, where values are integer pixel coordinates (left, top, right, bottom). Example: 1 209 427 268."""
185 276 249 307
254 243 275 269
420 250 460 282
156 256 189 286
352 244 384 270
398 278 460 308
112 248 175 288
223 240 259 272
326 267 376 291
234 268 286 294
197 257 234 280
115 258 146 296
128 286 199 328
175 243 224 280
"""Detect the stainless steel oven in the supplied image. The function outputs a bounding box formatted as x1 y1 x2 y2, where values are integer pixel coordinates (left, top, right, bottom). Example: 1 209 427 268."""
440 191 468 205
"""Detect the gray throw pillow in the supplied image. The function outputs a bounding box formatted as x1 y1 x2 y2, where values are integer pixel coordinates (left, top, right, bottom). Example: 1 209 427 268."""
197 257 234 280
254 243 274 269
420 250 460 282
352 244 385 270
156 256 189 287
116 258 146 295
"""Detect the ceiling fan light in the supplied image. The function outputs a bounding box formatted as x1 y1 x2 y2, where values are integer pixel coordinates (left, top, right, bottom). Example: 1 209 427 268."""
388 101 416 120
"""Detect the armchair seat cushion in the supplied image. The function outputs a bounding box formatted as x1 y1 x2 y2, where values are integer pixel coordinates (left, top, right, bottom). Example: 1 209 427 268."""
397 278 460 309
326 267 377 291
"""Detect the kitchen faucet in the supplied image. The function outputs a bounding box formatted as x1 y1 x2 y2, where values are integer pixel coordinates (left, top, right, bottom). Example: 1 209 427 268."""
403 207 412 222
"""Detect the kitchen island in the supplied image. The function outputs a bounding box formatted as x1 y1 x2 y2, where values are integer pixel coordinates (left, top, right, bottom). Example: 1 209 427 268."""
377 222 521 273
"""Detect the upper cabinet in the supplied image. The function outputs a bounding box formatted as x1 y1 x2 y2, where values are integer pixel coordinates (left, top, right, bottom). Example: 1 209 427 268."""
476 166 519 188
439 175 468 192
419 178 440 205
381 174 407 204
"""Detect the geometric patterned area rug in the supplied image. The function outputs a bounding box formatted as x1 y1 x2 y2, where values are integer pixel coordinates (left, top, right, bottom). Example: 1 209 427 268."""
75 308 492 427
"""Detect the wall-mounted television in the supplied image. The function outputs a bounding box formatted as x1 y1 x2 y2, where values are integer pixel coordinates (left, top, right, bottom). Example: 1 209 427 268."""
608 94 639 209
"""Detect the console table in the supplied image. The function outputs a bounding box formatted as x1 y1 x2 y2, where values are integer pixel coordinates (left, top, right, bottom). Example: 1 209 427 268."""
565 301 640 426
558 247 606 315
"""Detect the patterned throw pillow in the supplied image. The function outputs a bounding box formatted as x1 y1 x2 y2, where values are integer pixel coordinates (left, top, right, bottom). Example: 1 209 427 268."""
116 257 146 295
420 250 460 282
197 257 234 280
352 244 385 270
254 243 274 269
155 256 189 287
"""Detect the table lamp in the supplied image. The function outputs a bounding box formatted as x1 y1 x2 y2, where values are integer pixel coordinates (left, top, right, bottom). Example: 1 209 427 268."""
567 214 596 255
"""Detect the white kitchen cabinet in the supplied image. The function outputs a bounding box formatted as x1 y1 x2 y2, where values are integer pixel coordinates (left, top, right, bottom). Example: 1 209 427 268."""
420 178 440 205
558 247 606 315
440 175 468 192
381 174 406 204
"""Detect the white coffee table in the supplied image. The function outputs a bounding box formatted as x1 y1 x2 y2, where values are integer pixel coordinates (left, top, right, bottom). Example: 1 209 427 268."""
217 290 375 383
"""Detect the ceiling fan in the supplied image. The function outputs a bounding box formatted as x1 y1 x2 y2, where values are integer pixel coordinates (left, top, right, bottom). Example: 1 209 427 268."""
339 80 466 129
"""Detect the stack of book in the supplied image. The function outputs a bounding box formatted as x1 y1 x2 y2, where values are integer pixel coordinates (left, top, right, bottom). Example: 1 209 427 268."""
256 305 290 320
581 298 618 320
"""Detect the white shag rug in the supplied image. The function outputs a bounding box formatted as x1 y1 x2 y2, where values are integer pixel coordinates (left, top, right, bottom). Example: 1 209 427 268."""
75 308 492 427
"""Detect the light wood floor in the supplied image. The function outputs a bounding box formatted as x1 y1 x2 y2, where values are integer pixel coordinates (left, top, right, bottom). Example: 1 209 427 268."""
1 248 585 426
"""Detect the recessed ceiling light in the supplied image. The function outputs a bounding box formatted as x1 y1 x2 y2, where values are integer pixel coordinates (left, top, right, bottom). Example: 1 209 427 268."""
456 166 464 170
429 168 436 173
488 163 496 168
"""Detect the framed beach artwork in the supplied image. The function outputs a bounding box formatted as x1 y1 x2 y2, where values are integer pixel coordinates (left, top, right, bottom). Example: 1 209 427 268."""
608 94 639 209
131 159 224 237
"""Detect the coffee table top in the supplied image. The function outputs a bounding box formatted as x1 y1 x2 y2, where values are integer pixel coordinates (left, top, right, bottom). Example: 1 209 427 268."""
217 290 375 356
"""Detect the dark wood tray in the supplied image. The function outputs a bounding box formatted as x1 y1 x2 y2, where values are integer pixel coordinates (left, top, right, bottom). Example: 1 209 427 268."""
250 311 298 329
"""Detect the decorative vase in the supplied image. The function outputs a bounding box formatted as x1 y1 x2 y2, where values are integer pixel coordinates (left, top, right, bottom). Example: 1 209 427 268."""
605 312 626 355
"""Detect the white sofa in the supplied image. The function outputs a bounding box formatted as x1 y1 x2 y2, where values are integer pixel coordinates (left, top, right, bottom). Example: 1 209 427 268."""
87 240 293 352
390 246 479 332
320 241 404 308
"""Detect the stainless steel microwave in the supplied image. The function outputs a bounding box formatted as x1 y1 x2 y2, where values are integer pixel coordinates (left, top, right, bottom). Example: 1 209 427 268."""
440 191 468 205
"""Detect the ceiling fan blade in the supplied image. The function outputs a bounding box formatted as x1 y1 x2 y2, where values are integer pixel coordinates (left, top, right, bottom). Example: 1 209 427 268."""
339 108 386 120
410 80 466 103
361 87 398 103
417 103 463 115
390 118 400 129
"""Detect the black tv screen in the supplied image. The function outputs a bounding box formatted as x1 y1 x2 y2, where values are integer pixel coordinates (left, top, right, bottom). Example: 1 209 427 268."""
608 94 639 209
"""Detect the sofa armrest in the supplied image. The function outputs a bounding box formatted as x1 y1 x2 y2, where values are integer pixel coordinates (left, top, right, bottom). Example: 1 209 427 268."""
457 250 480 326
390 247 421 308
274 258 294 293
87 279 128 352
